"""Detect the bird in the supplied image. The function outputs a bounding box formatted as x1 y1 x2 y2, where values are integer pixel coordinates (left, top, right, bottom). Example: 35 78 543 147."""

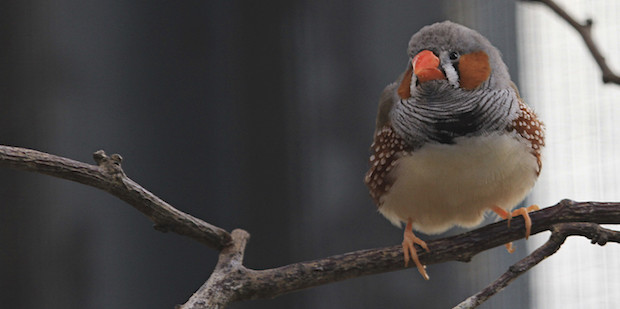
364 21 544 280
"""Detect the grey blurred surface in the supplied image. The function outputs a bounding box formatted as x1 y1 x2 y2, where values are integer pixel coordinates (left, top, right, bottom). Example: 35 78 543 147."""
1 1 530 308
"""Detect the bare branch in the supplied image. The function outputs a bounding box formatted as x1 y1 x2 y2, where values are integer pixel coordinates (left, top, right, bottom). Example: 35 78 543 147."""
180 229 251 309
0 145 232 250
179 200 620 308
453 223 620 309
2 145 620 308
524 0 620 84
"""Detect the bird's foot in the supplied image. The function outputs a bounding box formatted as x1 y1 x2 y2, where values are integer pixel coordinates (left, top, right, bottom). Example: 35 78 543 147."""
402 219 430 280
511 205 540 239
492 205 540 253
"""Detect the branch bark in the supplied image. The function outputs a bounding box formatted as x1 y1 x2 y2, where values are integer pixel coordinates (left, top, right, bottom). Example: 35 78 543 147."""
524 0 620 85
180 200 620 309
2 145 620 308
0 145 231 250
181 229 251 309
453 222 620 309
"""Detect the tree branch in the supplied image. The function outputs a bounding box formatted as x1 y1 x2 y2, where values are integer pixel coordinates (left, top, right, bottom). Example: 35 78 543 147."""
180 229 251 309
0 145 232 250
179 199 620 308
453 222 620 309
2 145 620 308
524 0 620 84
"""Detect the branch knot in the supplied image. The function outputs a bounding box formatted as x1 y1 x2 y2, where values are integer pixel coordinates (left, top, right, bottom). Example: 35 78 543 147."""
93 150 126 178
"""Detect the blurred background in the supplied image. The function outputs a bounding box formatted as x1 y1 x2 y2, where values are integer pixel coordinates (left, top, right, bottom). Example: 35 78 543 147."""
1 0 619 308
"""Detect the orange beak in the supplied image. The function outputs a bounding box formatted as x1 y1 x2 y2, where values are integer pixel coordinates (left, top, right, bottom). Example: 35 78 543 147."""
412 50 446 83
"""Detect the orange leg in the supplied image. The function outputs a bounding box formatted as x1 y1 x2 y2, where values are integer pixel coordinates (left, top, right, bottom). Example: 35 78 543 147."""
491 205 540 253
402 218 430 280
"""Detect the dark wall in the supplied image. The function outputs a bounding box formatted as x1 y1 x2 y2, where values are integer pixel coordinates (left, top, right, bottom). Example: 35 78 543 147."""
0 1 525 308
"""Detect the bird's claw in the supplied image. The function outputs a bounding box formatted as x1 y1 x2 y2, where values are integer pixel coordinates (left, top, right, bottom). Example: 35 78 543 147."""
511 205 540 239
492 205 540 253
402 220 430 280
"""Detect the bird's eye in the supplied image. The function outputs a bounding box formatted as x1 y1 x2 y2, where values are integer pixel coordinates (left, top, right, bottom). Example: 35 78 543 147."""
449 51 459 61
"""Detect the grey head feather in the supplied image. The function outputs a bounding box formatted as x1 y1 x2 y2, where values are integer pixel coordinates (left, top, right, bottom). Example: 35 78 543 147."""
389 21 519 148
407 21 511 90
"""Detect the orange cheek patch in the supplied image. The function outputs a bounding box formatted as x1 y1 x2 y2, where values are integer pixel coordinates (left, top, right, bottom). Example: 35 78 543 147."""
458 51 491 90
397 66 413 99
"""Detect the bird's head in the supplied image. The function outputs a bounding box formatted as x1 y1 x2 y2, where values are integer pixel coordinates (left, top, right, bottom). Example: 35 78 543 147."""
397 21 512 99
386 21 520 147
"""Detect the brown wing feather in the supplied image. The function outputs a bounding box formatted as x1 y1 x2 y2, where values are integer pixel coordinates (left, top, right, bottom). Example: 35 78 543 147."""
509 86 545 175
374 83 397 132
364 125 408 206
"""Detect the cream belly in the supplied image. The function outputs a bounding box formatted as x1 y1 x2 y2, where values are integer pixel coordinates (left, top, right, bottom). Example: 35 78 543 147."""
378 132 539 234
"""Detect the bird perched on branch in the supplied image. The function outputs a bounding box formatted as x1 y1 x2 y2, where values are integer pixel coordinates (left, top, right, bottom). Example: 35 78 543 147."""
364 21 544 280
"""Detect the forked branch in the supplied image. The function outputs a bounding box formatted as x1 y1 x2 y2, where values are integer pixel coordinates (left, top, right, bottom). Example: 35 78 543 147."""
179 200 620 309
1 145 619 309
453 222 620 308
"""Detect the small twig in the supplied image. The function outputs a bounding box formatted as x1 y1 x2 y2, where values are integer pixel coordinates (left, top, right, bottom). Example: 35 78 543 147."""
453 223 620 309
525 0 620 84
0 145 232 250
